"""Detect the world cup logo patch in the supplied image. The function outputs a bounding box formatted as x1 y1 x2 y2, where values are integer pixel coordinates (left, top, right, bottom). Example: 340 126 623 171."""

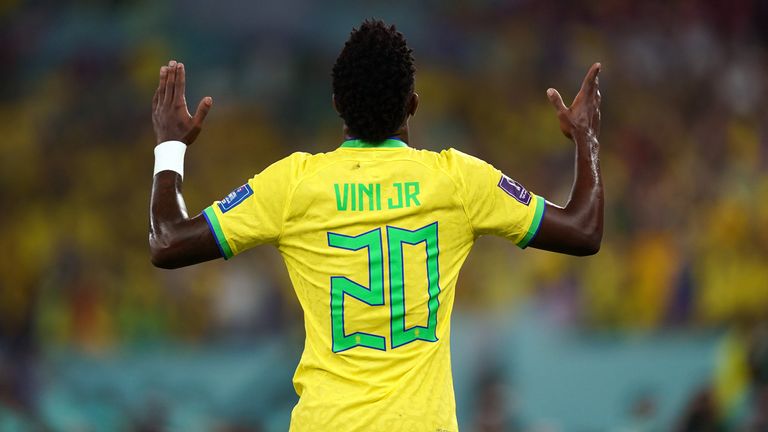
218 184 254 213
497 174 531 205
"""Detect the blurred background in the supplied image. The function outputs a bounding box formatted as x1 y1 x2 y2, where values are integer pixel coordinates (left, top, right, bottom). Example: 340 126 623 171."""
1 0 768 430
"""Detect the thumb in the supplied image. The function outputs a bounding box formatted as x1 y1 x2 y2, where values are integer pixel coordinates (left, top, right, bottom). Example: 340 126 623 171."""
546 88 567 113
192 97 213 126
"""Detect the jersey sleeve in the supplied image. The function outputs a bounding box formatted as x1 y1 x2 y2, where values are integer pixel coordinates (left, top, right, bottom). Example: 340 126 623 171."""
444 149 546 248
201 152 304 259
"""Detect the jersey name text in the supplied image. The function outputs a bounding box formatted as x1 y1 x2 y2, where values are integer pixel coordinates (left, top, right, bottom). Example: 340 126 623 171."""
334 182 420 211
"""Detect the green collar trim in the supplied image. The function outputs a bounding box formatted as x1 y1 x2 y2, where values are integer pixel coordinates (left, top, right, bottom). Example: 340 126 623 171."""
340 138 408 148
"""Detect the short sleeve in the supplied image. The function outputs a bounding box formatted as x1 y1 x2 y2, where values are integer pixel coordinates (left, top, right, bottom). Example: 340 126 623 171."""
444 149 546 248
202 152 304 259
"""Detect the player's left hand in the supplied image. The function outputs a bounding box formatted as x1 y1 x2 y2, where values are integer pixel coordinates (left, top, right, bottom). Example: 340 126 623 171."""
546 62 601 140
152 60 213 145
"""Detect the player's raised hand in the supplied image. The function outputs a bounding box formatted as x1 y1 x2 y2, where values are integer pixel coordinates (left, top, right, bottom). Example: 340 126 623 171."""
152 60 213 145
546 62 601 140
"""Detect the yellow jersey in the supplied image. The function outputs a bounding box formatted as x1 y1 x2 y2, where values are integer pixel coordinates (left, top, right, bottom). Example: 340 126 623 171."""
202 138 546 432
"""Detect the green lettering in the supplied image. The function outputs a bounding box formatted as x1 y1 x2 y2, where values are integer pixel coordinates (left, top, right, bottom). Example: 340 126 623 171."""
405 182 420 207
388 183 404 209
334 183 349 211
359 183 374 211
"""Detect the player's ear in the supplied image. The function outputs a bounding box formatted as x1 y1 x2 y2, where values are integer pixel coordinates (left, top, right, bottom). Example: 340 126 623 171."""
408 92 419 117
332 94 340 114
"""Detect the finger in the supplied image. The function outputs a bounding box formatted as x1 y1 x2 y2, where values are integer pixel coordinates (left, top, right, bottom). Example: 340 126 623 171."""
155 66 168 110
163 60 177 106
175 63 186 107
579 62 601 96
192 97 213 126
546 88 567 113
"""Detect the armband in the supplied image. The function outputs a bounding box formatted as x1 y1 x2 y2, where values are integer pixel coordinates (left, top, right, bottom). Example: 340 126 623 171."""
153 141 187 179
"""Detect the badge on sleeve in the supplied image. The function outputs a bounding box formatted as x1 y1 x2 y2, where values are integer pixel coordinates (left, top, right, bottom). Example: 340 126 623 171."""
218 184 253 213
498 174 531 205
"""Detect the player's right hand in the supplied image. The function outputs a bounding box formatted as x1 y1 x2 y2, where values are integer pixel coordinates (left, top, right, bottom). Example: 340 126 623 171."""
152 60 213 145
546 62 601 140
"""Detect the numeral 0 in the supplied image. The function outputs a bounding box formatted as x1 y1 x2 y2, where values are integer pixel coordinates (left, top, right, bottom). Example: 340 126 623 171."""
327 222 441 353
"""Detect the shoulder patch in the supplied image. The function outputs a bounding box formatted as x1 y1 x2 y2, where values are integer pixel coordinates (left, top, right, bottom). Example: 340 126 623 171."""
498 174 531 205
218 184 253 213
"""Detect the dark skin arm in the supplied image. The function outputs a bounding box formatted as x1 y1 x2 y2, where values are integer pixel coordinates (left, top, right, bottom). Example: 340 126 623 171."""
149 60 221 269
528 63 604 256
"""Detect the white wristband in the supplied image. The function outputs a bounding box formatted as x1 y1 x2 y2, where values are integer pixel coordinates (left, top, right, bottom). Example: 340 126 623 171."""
153 141 187 179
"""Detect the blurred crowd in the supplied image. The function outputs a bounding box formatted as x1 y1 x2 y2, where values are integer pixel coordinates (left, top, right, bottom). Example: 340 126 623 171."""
1 0 768 430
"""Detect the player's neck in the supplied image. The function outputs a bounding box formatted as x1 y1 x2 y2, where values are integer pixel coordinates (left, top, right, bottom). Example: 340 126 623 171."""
342 126 410 145
389 129 409 144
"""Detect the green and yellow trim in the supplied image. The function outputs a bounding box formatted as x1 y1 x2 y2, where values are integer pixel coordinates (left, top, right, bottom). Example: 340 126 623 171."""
340 138 408 148
517 194 546 249
203 206 234 259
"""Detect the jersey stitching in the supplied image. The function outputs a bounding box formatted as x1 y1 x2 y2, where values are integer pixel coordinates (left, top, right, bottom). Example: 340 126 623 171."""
432 163 476 237
279 154 350 243
277 153 310 244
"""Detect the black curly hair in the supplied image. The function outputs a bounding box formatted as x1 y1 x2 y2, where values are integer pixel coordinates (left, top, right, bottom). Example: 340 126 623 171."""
332 19 416 143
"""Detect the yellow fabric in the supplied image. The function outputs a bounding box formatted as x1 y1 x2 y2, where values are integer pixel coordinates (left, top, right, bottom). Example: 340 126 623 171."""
204 145 544 431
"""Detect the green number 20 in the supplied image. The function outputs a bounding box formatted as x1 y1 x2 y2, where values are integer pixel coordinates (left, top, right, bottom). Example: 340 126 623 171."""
327 222 441 353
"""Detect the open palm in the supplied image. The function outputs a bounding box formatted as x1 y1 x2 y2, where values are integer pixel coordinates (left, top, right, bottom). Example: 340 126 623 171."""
151 60 213 145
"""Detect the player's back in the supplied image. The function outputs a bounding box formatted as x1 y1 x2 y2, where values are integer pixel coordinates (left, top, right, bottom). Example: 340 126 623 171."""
281 140 470 431
203 138 544 431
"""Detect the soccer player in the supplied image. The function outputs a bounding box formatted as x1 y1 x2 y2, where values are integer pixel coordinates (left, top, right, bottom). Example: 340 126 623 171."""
149 20 602 432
